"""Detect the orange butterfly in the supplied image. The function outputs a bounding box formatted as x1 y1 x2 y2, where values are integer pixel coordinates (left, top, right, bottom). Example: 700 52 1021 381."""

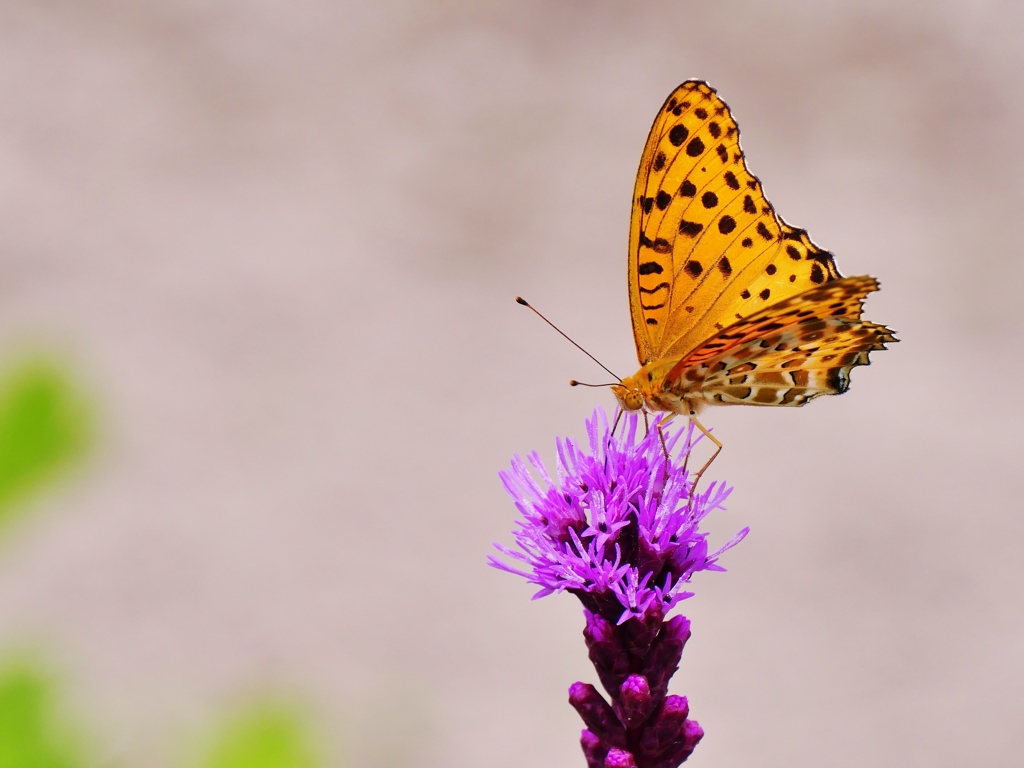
610 81 896 465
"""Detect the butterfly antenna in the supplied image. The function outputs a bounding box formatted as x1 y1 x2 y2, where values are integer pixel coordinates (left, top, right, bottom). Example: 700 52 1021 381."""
515 297 622 382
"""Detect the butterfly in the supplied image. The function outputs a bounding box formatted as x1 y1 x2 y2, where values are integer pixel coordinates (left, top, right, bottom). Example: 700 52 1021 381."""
610 81 896 460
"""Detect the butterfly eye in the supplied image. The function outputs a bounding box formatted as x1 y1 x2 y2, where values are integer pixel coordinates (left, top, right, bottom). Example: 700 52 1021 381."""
612 382 643 412
622 390 644 411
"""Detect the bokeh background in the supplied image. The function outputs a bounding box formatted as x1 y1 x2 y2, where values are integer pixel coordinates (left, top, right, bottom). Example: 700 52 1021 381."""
0 1 1021 766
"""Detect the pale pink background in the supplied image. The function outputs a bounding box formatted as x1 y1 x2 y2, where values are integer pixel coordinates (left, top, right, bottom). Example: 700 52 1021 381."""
0 2 1020 766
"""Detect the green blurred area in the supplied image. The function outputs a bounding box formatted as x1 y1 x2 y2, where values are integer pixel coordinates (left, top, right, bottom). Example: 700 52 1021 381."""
0 359 339 767
194 704 322 768
0 660 89 768
0 658 332 768
0 359 95 767
0 359 91 537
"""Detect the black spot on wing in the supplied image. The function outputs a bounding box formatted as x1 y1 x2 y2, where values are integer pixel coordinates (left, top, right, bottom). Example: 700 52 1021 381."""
827 367 849 393
653 152 666 171
638 262 664 275
655 190 671 210
639 281 670 294
639 233 671 253
668 124 689 146
708 121 721 138
702 191 718 208
686 137 705 157
743 195 756 214
679 180 696 197
716 144 728 162
685 260 703 276
694 107 708 119
679 219 703 237
718 215 736 234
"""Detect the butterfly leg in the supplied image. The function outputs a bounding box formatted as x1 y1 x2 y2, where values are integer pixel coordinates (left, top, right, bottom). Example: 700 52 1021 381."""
688 411 723 491
676 415 693 477
654 412 676 460
652 412 679 486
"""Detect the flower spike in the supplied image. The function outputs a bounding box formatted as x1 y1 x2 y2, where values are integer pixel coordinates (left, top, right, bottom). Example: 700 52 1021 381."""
493 407 747 765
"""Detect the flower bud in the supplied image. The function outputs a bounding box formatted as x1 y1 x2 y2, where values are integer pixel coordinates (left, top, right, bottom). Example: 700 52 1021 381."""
580 729 608 768
616 674 654 727
568 682 626 748
604 748 638 768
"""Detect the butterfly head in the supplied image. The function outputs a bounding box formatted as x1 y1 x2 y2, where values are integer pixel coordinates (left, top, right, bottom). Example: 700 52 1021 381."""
611 377 646 411
611 362 696 416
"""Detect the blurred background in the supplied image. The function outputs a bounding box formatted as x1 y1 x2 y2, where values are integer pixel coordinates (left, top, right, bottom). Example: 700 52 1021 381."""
0 1 1021 766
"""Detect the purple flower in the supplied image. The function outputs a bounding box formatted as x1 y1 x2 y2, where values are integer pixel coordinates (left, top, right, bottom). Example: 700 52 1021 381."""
491 407 747 767
490 407 745 623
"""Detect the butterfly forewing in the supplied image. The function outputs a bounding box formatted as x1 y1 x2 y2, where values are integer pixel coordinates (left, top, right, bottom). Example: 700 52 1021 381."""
628 81 844 366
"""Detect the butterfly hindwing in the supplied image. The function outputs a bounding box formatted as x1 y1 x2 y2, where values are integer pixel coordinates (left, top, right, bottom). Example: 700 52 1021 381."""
662 276 896 406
